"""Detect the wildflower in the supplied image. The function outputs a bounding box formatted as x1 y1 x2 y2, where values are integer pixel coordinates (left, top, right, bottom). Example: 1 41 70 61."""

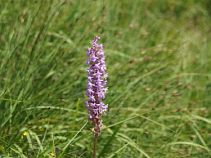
22 131 28 136
21 131 29 139
85 36 108 137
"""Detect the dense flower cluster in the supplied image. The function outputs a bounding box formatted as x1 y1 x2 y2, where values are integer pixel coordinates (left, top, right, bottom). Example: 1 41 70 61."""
85 36 108 137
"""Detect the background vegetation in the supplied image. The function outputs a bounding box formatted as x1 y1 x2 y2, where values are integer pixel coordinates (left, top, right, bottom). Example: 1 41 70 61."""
0 0 211 157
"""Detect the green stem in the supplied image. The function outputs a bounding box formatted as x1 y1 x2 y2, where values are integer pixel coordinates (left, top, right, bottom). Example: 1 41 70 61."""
93 135 97 158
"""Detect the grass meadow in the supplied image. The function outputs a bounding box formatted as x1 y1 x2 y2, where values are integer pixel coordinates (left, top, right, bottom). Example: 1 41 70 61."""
0 0 211 157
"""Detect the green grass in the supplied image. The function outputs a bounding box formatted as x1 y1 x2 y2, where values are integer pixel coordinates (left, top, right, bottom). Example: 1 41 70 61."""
0 0 211 157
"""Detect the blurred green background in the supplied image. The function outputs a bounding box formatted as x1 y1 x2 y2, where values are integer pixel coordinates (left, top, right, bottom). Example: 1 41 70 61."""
0 0 210 157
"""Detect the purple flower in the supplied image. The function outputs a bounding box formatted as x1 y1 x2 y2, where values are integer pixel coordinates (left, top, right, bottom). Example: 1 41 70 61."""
85 36 108 137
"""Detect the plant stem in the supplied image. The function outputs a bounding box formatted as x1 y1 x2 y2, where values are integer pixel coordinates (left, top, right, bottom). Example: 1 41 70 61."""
93 135 97 158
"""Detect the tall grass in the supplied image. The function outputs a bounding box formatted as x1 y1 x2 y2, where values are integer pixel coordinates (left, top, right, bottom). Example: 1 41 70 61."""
0 0 210 157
